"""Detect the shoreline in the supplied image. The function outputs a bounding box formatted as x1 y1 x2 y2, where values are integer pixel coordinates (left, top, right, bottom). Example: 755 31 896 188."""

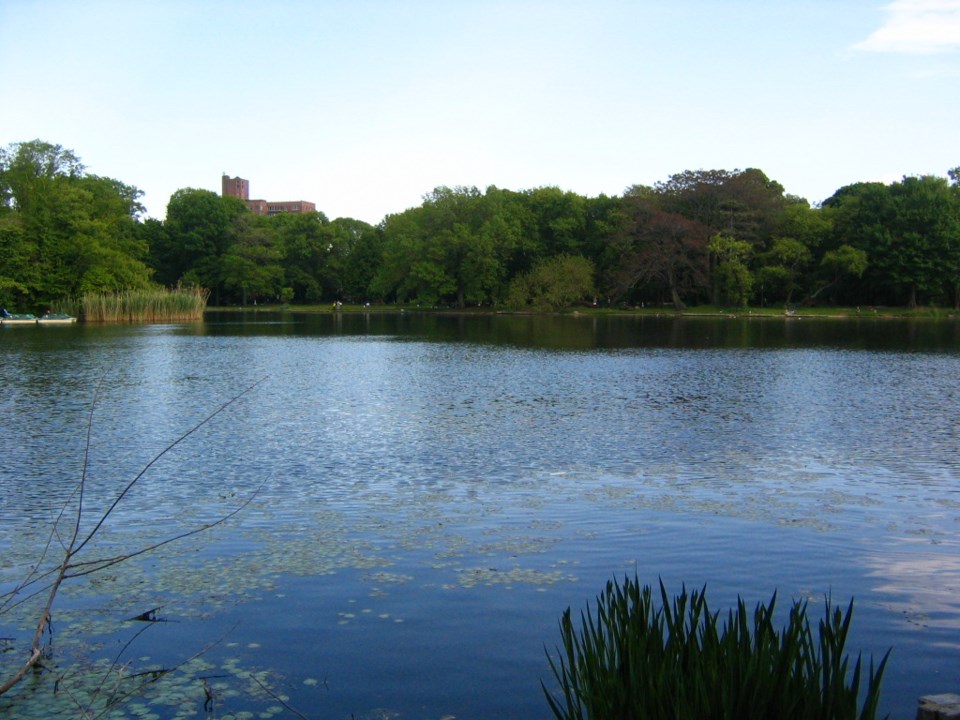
205 305 959 321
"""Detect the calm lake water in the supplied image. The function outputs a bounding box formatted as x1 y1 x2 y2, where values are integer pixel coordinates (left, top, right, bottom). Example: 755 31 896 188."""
1 312 959 719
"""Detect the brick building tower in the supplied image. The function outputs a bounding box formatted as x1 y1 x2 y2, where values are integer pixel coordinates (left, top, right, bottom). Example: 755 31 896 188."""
220 173 315 216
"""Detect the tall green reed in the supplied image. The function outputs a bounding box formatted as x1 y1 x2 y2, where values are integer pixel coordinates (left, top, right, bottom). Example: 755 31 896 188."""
80 286 209 323
543 576 889 720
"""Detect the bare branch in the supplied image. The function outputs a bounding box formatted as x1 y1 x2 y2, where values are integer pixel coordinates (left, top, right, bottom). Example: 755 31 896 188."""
65 481 264 579
86 623 240 720
87 620 157 711
72 376 267 558
249 673 311 720
0 563 63 695
0 376 267 705
1 478 83 615
68 376 105 552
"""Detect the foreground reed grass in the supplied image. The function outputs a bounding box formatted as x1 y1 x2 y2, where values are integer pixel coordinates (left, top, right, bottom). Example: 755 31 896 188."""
544 577 889 720
81 287 209 323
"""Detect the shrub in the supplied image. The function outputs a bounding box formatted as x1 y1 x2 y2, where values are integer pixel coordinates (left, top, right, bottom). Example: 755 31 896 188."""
543 576 889 720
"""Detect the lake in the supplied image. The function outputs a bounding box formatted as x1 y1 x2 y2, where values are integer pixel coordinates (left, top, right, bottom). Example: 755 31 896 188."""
1 312 959 719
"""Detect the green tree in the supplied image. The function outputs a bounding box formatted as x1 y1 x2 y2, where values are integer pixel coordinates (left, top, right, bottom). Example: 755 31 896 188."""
450 221 499 306
805 244 868 305
506 254 595 311
0 212 33 308
142 218 170 282
0 140 84 213
374 186 508 307
327 217 375 301
709 233 753 307
477 186 530 300
69 175 153 294
272 211 333 303
889 175 960 307
222 214 283 305
775 200 831 252
755 237 811 305
0 142 87 301
581 193 626 300
825 176 960 307
522 186 588 258
160 189 249 302
340 224 384 302
371 209 419 302
0 140 151 309
407 258 456 306
822 182 892 304
421 186 501 307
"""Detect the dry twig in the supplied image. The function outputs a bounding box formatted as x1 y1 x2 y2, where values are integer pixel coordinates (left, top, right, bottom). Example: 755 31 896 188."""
0 377 266 701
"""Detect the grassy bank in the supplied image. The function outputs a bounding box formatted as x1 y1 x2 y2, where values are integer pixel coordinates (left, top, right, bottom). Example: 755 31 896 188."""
80 287 210 322
206 302 958 319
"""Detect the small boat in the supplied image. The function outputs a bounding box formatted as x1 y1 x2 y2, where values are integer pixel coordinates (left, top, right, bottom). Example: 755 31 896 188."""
37 313 77 325
1 314 38 326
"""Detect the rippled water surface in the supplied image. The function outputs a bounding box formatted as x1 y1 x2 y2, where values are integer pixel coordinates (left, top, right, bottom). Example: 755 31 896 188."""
1 313 959 719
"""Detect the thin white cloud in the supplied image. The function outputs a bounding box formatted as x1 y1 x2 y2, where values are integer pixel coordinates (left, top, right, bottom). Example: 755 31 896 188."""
854 0 960 53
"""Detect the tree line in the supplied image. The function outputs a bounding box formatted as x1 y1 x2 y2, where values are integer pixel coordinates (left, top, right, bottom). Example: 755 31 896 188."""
2 139 959 312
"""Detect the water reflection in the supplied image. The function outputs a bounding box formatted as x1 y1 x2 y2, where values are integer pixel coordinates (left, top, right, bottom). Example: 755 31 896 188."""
188 311 960 352
866 544 960 643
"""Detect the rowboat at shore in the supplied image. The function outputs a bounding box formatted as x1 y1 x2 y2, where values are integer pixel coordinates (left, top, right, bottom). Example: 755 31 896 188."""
1 313 78 326
37 313 78 325
1 314 38 325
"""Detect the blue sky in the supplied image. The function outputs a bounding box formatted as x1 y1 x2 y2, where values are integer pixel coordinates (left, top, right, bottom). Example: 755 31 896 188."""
2 0 958 224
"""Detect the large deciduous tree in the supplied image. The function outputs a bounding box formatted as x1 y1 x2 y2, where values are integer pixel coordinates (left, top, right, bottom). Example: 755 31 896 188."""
340 222 383 303
709 233 753 307
272 211 333 303
889 175 960 308
222 213 283 305
755 237 812 305
0 140 85 212
825 176 960 307
0 140 152 309
326 217 375 302
374 186 510 307
805 244 868 305
521 186 588 259
611 196 709 309
651 168 789 248
158 189 249 303
506 254 596 311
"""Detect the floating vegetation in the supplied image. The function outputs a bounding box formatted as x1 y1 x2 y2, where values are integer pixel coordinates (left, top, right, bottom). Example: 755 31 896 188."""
457 566 576 589
363 572 414 586
0 653 278 720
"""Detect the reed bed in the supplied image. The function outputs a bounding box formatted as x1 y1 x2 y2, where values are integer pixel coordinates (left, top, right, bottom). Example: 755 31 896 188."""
544 576 889 720
81 286 209 323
